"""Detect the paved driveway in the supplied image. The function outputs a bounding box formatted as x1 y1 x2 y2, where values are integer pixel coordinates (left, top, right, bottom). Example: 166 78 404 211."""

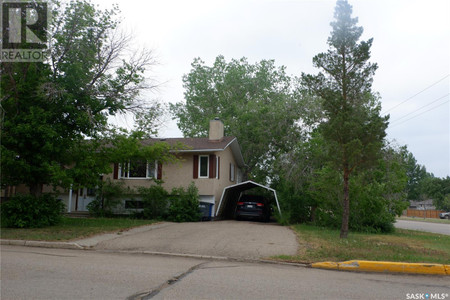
88 220 298 260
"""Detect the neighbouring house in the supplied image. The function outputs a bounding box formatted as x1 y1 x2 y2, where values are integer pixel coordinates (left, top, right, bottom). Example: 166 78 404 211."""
408 199 436 210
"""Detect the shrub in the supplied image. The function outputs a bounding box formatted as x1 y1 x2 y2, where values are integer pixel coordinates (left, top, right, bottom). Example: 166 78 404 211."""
87 179 126 217
138 185 169 219
1 194 65 228
275 180 316 224
167 183 201 222
273 210 291 226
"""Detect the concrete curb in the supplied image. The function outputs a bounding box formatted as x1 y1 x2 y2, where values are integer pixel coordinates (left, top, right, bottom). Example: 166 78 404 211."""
1 239 84 250
1 239 309 267
311 260 450 275
97 249 309 267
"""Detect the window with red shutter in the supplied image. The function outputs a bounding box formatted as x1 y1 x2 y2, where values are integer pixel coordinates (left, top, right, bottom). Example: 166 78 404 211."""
113 163 119 179
157 162 162 180
209 154 216 178
193 155 199 179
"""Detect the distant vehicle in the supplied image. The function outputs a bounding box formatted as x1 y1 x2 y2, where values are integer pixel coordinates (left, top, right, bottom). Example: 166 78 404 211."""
235 194 270 222
439 212 450 219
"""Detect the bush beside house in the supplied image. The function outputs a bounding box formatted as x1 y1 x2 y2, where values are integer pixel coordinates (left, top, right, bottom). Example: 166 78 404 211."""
1 194 65 228
87 182 202 223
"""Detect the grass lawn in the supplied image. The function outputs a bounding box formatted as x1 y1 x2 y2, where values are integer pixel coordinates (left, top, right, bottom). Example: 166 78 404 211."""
0 217 158 241
273 224 450 265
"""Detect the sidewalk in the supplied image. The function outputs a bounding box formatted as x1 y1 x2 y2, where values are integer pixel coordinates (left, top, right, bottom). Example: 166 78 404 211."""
1 222 173 250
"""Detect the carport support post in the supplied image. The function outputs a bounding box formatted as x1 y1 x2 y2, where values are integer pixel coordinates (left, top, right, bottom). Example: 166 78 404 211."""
274 192 281 216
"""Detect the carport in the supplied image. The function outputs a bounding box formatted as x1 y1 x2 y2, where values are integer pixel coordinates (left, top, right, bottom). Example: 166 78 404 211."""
215 180 281 219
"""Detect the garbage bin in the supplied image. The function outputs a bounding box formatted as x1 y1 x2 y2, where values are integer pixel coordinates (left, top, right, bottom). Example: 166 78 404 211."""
199 202 213 221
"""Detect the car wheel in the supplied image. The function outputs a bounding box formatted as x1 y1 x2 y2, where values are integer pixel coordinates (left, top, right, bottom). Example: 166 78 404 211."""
445 215 449 219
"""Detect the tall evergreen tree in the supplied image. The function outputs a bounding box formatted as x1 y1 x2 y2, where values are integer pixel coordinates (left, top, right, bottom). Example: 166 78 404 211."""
302 0 389 238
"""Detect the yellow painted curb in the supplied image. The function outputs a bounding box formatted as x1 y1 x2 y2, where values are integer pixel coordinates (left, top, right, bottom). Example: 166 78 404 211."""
312 260 449 275
311 262 338 270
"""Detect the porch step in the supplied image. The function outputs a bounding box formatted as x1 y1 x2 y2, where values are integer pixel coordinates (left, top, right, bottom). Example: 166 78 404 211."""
64 211 91 218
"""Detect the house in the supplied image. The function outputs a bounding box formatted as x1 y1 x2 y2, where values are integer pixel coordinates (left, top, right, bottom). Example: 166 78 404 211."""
61 118 246 217
2 119 281 218
408 199 436 210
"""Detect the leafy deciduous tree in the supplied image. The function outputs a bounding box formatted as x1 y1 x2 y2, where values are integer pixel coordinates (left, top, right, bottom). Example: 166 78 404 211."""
420 176 450 211
1 0 165 196
401 148 429 200
171 55 300 182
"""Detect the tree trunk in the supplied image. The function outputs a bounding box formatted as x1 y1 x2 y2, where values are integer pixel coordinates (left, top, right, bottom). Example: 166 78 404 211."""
340 169 350 238
310 206 317 222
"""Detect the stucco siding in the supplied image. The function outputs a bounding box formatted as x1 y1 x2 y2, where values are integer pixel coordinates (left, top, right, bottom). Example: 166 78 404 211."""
104 147 239 210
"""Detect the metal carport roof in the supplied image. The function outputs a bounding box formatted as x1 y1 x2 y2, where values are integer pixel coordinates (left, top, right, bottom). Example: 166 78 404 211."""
215 180 281 219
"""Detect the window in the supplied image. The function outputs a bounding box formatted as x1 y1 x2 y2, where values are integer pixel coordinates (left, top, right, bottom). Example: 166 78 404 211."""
193 154 216 179
87 188 96 197
199 155 209 178
216 156 220 179
230 163 235 182
125 200 144 209
120 160 157 179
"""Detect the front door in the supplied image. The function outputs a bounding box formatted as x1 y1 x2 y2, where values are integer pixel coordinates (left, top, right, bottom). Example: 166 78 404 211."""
77 187 96 211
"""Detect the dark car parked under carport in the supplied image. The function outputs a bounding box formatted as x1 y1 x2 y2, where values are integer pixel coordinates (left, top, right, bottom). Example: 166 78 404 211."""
235 194 271 222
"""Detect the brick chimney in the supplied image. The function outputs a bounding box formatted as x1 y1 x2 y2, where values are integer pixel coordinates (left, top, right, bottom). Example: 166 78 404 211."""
209 118 224 141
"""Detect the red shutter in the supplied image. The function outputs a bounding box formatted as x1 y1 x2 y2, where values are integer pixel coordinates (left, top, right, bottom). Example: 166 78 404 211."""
217 156 220 179
193 155 199 179
209 154 216 178
157 162 162 180
113 163 119 179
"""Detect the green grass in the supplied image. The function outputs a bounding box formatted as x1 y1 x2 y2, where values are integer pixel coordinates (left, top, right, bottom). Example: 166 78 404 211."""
0 217 158 241
272 224 450 265
397 216 450 224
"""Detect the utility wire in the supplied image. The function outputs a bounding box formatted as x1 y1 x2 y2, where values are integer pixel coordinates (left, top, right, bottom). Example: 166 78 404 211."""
389 94 449 125
389 97 449 128
382 74 449 115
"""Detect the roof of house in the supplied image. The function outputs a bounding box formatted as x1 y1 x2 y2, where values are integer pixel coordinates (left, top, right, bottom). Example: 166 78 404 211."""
409 199 434 206
144 136 245 167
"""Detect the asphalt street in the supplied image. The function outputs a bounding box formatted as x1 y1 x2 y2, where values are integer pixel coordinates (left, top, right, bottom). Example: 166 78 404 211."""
2 245 450 300
395 219 450 235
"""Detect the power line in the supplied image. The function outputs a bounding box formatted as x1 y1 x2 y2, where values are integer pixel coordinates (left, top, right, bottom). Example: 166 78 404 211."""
382 74 449 115
389 97 449 128
389 94 449 125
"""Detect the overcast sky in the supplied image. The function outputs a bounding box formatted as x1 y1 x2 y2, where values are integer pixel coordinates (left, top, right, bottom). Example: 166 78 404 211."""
94 0 449 178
